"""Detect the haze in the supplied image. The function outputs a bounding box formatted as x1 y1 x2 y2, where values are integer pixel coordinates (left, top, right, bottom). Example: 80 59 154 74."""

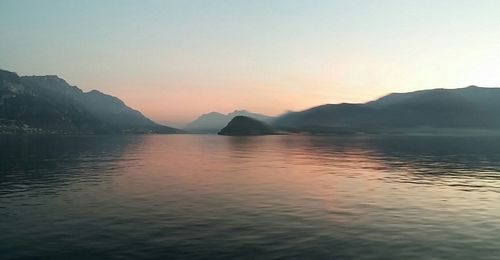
1 0 500 126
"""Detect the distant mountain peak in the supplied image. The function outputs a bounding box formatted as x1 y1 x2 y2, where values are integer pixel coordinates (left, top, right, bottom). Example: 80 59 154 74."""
203 111 225 117
184 109 275 133
229 109 248 115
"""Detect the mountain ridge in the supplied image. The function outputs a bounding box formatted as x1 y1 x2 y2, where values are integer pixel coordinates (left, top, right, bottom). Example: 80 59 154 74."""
273 86 500 134
0 69 181 134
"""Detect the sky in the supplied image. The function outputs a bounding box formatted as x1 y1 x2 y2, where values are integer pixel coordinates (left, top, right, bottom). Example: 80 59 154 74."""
1 0 500 127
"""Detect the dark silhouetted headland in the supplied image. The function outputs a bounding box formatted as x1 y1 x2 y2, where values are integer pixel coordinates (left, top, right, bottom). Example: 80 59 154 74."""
185 110 274 134
0 69 181 134
218 116 274 136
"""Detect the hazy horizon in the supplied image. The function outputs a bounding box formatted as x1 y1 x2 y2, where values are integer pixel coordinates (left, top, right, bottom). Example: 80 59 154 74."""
3 2 500 258
2 0 500 126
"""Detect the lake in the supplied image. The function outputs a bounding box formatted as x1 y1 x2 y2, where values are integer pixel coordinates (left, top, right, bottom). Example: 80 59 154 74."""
1 134 500 259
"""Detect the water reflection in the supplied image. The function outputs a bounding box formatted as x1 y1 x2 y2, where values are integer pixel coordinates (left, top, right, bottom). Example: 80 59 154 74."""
0 135 144 195
1 135 500 259
273 135 500 171
264 135 500 192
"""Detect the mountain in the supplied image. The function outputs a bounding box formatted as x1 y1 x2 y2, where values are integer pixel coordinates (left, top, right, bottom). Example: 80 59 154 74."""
184 110 274 133
273 86 500 135
218 116 274 136
0 69 181 134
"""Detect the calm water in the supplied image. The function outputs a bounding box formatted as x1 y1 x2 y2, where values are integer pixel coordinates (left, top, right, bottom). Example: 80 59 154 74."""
1 135 500 259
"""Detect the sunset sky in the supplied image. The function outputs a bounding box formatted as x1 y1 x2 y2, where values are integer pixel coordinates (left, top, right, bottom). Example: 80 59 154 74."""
2 0 500 126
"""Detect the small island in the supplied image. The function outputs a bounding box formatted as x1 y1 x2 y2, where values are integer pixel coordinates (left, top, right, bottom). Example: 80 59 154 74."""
218 116 275 136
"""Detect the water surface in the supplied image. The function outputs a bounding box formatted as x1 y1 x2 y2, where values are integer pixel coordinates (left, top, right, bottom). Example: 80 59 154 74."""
1 135 500 259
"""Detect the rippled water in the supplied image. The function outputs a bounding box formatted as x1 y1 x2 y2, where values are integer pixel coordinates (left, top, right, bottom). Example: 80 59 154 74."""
1 135 500 259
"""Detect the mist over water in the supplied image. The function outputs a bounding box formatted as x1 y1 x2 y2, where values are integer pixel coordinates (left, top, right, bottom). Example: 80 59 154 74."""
1 135 500 259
